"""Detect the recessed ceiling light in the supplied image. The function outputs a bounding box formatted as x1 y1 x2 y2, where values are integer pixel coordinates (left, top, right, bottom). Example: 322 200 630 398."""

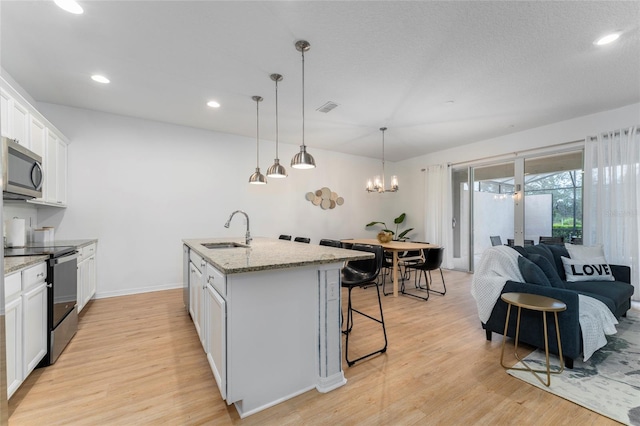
91 75 110 84
54 0 83 15
207 100 221 108
444 100 455 105
594 33 620 46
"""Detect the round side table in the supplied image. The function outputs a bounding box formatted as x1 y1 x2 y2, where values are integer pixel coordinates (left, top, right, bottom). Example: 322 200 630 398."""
500 292 567 386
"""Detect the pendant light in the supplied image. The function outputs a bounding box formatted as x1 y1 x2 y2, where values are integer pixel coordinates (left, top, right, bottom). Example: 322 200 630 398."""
291 40 316 169
366 127 398 193
266 73 287 178
249 95 267 185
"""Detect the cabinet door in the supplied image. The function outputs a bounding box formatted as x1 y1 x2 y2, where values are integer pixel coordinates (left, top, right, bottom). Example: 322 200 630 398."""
77 258 85 313
1 88 11 137
5 296 23 399
84 255 96 307
189 262 203 343
12 101 29 147
205 284 226 399
56 139 67 205
29 115 46 158
44 129 58 203
22 282 48 377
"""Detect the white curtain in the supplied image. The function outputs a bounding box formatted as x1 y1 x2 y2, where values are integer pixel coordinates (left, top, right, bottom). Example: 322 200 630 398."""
423 164 453 269
583 126 640 301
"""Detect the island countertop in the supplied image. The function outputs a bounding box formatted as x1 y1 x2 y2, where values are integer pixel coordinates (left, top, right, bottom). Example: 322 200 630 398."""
183 237 373 274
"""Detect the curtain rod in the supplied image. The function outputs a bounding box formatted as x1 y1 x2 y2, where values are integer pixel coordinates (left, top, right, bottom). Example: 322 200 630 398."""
442 138 585 168
588 126 640 140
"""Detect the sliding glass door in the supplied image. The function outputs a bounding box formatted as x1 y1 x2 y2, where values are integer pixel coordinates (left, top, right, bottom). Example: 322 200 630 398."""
451 150 583 272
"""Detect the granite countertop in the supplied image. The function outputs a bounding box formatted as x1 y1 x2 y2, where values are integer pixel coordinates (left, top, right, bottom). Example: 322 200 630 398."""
45 239 98 248
4 255 49 274
183 237 373 274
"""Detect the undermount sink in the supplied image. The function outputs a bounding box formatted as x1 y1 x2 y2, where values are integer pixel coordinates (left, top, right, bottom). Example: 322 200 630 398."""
202 242 248 249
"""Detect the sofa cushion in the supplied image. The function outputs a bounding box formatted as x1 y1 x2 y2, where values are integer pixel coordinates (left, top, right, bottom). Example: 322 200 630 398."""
542 243 570 280
562 256 614 282
565 243 606 261
523 244 555 269
563 280 635 308
527 253 565 288
518 256 551 287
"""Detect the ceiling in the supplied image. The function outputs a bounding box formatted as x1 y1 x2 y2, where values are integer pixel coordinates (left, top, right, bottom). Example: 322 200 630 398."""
1 1 639 162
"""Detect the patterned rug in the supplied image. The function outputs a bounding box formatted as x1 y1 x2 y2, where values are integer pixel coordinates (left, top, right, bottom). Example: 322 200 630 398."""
507 313 640 425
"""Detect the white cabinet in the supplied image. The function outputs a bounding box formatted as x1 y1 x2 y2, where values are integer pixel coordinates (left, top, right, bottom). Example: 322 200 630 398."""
37 129 68 206
4 272 23 399
0 87 28 145
29 114 46 158
4 262 48 399
77 243 97 314
1 76 69 208
189 251 204 345
205 263 226 399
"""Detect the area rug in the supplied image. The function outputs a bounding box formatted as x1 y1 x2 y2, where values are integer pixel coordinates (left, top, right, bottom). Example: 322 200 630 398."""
507 314 640 425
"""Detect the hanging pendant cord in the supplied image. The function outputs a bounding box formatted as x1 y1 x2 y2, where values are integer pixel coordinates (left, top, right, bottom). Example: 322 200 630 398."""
256 99 260 167
275 79 279 158
301 49 305 148
381 128 386 190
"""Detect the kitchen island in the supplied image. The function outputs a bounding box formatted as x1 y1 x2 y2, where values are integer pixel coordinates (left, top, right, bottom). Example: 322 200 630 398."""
182 237 373 418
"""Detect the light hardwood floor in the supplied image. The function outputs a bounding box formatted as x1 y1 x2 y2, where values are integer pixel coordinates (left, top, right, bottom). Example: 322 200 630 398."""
8 270 616 425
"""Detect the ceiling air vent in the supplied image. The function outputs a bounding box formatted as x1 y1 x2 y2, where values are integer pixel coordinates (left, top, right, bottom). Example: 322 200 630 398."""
316 101 338 113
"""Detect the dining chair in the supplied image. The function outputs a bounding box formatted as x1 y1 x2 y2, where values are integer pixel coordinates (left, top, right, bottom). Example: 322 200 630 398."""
294 237 310 244
490 236 503 246
341 244 387 366
404 247 446 299
539 236 564 245
319 239 341 248
278 235 292 241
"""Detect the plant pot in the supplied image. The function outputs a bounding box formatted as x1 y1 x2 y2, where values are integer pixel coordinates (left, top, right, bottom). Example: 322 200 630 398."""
377 231 393 243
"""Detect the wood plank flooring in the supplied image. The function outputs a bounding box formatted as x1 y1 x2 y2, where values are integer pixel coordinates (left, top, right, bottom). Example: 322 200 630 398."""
8 270 617 425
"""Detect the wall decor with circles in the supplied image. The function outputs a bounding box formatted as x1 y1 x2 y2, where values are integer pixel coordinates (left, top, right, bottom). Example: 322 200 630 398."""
305 187 344 210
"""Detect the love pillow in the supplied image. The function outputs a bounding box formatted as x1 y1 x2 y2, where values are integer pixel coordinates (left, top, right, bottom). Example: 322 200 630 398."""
561 256 615 282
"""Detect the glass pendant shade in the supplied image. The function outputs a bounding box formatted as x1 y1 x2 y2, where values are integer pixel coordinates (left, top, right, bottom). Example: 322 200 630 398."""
291 40 316 170
249 95 267 185
267 73 287 178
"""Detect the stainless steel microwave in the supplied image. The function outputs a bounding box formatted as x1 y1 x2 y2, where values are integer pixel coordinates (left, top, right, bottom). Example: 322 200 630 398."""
2 136 43 200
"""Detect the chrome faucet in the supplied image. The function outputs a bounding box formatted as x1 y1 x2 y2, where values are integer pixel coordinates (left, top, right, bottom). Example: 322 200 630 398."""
224 210 252 245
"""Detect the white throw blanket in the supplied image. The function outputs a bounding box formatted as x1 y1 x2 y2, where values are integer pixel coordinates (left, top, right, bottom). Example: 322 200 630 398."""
471 246 618 361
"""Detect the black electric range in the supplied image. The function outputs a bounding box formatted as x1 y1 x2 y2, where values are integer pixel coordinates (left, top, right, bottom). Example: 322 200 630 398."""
5 244 77 258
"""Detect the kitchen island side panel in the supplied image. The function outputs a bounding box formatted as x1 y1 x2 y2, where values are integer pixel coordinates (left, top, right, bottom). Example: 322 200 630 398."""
226 264 340 417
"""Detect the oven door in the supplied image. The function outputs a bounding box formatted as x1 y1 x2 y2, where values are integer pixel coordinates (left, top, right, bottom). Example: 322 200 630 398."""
49 252 79 328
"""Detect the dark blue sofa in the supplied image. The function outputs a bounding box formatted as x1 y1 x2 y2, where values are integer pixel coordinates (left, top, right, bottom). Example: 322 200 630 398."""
482 243 634 369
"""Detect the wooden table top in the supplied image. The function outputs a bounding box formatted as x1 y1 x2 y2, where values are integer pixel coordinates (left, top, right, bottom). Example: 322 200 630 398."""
501 292 567 312
342 239 437 251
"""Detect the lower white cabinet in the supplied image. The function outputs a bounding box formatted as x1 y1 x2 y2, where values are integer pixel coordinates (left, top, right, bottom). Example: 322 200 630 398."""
77 243 97 314
5 276 23 398
205 264 226 399
22 282 47 377
4 262 48 399
189 251 205 345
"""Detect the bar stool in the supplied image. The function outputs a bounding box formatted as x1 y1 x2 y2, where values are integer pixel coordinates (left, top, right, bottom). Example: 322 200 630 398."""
294 237 310 243
279 235 291 241
341 244 387 366
319 239 342 248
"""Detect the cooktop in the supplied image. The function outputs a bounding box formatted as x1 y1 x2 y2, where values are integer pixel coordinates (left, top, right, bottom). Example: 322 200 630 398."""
4 244 77 258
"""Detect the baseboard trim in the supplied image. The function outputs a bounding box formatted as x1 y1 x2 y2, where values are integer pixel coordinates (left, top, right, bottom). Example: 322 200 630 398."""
95 283 182 300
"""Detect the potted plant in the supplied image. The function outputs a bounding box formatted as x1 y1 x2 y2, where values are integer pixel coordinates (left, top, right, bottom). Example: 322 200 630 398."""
366 213 414 242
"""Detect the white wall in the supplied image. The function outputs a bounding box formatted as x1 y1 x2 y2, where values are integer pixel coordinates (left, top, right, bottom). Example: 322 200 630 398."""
394 103 640 240
35 104 400 298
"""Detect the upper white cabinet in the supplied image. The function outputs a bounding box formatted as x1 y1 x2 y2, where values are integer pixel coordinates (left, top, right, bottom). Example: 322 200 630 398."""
1 77 69 207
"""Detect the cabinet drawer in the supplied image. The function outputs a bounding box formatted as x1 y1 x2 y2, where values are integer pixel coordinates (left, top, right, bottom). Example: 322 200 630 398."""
190 251 203 270
5 272 21 300
22 262 47 290
83 243 96 257
206 263 226 298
